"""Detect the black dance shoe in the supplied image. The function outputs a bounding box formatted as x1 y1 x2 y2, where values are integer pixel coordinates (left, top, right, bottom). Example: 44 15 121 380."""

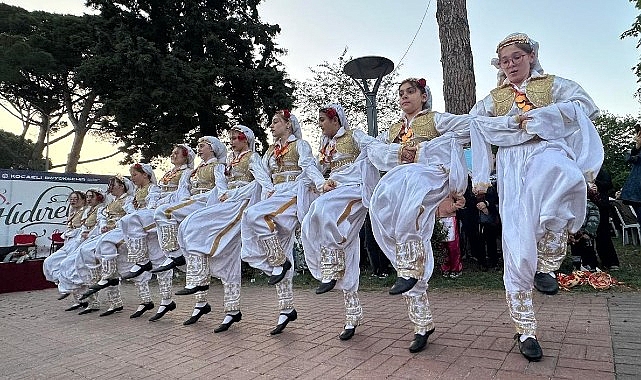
213 311 243 333
148 301 176 322
99 306 123 317
315 279 337 294
150 256 186 273
183 303 212 325
175 284 210 296
389 277 418 295
533 272 559 295
65 302 88 311
339 327 355 341
80 278 120 300
409 328 435 353
130 302 155 318
57 293 70 300
515 334 543 361
121 261 153 280
270 309 297 335
78 307 99 315
268 260 292 286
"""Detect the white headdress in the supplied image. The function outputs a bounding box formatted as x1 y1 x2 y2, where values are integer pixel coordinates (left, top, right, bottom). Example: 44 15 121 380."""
133 163 157 185
198 136 228 164
176 143 196 169
86 187 106 204
491 32 544 86
322 103 350 130
280 110 302 139
230 124 256 151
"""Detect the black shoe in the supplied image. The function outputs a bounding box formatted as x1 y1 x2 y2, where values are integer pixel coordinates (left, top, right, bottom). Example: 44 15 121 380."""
409 328 435 353
78 307 99 315
533 272 559 295
515 334 543 361
57 293 70 300
130 302 155 318
99 306 123 317
150 256 186 273
389 277 418 295
268 259 292 286
175 284 210 296
121 261 153 280
148 301 176 322
214 311 242 333
65 302 88 311
339 327 355 341
183 303 212 325
270 309 297 335
315 279 337 294
89 278 120 291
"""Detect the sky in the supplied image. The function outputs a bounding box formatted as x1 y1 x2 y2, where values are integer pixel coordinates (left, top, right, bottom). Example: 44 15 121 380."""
0 0 639 175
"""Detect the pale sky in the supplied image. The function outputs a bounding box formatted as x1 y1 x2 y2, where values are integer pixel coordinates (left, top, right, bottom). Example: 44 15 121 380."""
1 0 639 175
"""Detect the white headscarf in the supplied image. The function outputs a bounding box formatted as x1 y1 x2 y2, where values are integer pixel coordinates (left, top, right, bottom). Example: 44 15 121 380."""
322 103 350 130
86 187 106 204
230 124 256 151
176 143 196 169
134 163 157 185
280 110 302 139
491 32 544 86
198 136 228 164
110 175 135 197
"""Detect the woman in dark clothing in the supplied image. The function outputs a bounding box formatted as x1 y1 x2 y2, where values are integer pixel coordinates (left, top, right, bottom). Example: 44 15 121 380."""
619 125 641 225
594 170 620 270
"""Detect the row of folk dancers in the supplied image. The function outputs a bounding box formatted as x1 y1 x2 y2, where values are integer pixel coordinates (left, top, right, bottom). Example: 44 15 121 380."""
44 32 605 361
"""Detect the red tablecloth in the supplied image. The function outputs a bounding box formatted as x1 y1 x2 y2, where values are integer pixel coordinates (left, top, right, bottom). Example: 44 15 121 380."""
0 259 56 293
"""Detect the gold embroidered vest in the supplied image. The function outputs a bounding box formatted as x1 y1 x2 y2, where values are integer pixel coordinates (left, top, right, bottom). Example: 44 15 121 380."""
191 162 216 193
490 75 555 116
134 183 151 209
389 112 439 146
329 130 360 172
83 206 99 229
67 207 85 229
227 152 254 189
266 140 301 184
105 197 127 229
159 167 185 192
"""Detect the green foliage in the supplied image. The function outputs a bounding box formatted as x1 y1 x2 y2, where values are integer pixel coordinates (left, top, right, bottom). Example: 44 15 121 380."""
293 49 401 146
622 0 641 96
594 112 639 192
0 129 48 170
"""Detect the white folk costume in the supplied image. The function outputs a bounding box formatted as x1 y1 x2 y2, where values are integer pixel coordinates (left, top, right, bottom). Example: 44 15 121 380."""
76 177 136 315
43 202 87 283
153 137 227 268
469 33 603 341
241 112 324 334
55 192 106 310
301 104 380 339
368 84 471 349
178 125 262 329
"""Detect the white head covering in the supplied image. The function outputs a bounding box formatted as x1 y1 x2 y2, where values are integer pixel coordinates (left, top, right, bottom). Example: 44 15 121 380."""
176 143 196 169
132 163 157 185
322 103 350 130
198 136 228 163
491 32 544 86
86 187 106 204
280 110 302 139
110 175 135 197
230 124 256 151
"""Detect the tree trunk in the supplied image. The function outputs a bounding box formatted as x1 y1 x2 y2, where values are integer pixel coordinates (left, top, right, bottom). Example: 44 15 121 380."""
30 114 48 170
65 127 88 173
436 0 476 114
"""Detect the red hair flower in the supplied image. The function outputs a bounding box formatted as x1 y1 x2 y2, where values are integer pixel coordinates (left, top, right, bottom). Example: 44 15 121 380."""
237 132 247 141
417 78 426 89
282 109 291 120
324 107 337 119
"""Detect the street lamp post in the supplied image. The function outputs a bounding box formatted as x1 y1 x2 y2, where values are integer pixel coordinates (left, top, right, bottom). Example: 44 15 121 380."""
343 56 394 137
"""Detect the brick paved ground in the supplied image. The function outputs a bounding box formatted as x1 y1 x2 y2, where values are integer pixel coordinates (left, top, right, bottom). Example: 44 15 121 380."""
1 282 639 379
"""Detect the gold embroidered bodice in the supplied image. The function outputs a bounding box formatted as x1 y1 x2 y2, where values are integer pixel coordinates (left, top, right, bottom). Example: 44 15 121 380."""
134 183 151 209
191 162 216 193
159 167 185 192
83 205 99 230
67 207 85 229
226 152 254 189
490 75 555 116
389 112 439 146
267 141 302 184
105 197 127 229
328 130 360 173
